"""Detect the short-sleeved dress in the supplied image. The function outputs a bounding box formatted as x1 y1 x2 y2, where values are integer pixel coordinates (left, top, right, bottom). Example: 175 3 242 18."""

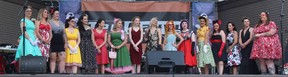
79 29 97 69
49 20 65 52
196 26 215 67
93 29 109 65
250 21 282 59
15 18 42 60
65 28 82 67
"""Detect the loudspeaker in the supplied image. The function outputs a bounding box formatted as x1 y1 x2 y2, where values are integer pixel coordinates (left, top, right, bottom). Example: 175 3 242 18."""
146 51 185 73
19 56 46 74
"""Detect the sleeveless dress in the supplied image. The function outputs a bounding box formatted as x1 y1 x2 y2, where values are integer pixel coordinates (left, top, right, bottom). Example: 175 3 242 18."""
178 31 197 66
239 28 259 74
164 34 177 51
94 29 109 65
37 23 51 59
250 21 282 59
130 29 143 64
105 32 133 74
15 18 42 60
49 20 65 52
196 26 215 67
227 32 241 66
146 28 160 51
65 28 82 67
210 34 227 63
79 29 97 69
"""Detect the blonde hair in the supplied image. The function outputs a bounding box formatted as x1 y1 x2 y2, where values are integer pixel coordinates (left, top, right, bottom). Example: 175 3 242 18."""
37 8 49 21
150 17 158 27
113 18 122 31
132 16 141 27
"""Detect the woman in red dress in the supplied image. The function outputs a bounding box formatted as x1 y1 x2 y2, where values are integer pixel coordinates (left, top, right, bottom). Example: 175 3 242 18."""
251 12 282 75
92 18 108 74
178 19 197 73
129 16 143 74
35 8 52 60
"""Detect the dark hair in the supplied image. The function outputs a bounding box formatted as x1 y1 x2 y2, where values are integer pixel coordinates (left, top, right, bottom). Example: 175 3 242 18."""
24 5 32 11
198 16 207 22
226 22 237 33
212 20 222 34
241 17 249 22
180 19 189 31
50 7 59 16
65 17 75 28
256 11 270 27
77 14 89 32
95 18 105 29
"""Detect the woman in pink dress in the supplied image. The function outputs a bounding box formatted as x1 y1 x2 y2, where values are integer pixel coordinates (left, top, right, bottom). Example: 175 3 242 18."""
92 18 108 74
35 8 52 60
250 12 282 75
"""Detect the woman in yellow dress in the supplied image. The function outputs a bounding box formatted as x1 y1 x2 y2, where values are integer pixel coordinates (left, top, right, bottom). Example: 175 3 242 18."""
196 16 215 74
64 16 82 74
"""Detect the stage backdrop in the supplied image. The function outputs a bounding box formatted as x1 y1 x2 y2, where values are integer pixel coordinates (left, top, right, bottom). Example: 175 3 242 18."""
59 0 82 24
81 1 190 34
192 2 215 32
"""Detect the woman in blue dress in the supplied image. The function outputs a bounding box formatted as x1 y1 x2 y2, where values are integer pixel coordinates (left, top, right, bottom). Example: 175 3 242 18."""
14 6 42 62
163 19 184 51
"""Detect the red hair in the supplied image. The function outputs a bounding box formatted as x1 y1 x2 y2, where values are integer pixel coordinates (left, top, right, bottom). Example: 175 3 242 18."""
165 19 176 36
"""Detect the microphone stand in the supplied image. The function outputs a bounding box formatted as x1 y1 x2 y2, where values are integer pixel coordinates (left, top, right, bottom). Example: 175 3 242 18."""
280 0 285 75
18 0 28 57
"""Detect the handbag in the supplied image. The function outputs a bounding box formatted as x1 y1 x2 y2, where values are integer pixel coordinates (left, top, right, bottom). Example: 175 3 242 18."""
109 49 117 59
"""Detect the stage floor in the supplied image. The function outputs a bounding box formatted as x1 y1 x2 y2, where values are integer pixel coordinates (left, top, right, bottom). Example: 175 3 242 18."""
0 74 287 77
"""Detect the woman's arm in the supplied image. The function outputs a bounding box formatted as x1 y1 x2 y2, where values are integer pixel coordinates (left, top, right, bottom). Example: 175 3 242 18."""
157 29 162 45
129 28 137 47
75 29 81 48
238 29 243 45
99 32 108 48
175 32 184 47
117 33 128 48
20 22 31 41
107 32 115 48
220 30 226 43
63 29 68 48
91 30 99 48
35 21 44 41
204 28 210 45
48 23 53 44
229 31 238 48
135 28 143 46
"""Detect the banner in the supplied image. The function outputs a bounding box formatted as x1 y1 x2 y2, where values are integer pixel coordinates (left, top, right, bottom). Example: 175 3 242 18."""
59 0 82 23
192 2 215 32
82 1 190 34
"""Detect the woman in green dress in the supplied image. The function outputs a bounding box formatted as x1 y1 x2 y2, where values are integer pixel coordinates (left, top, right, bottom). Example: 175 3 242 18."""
14 6 42 61
105 18 133 74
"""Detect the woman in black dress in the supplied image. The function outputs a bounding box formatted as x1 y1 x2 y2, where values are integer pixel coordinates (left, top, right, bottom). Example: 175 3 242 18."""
238 17 259 74
77 14 97 73
210 20 227 75
49 8 66 73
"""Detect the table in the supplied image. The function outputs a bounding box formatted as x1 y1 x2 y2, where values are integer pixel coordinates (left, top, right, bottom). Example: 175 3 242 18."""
0 47 17 74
